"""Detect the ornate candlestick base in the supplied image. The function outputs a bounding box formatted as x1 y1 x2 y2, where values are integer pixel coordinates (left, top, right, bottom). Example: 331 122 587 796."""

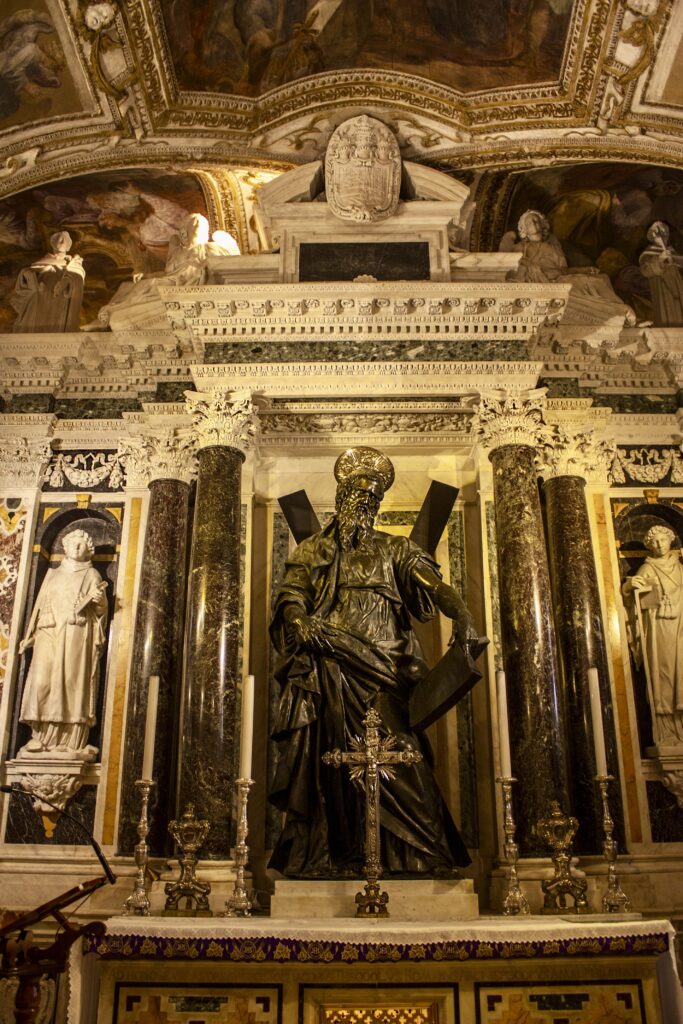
123 779 156 916
163 804 212 916
596 774 631 913
497 777 530 916
223 778 254 917
537 801 589 914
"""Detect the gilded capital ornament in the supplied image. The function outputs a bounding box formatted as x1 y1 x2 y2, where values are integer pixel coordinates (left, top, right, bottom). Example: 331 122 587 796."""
471 388 550 452
118 431 197 487
185 389 260 454
0 437 53 492
537 426 616 483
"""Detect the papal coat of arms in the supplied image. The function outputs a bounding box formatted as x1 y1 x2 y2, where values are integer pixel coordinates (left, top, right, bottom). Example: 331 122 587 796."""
325 115 401 223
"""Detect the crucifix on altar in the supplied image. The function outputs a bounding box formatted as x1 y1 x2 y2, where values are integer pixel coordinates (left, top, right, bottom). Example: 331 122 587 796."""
323 708 423 917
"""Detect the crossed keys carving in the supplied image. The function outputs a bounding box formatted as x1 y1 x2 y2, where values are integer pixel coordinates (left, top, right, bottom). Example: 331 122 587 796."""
323 708 423 917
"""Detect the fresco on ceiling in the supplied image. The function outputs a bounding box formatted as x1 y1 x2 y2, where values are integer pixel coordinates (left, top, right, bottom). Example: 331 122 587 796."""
0 169 208 329
502 162 683 322
0 0 85 129
161 0 576 96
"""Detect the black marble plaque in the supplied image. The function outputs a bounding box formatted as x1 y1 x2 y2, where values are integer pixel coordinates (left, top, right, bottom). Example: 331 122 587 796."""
5 785 96 845
298 242 431 281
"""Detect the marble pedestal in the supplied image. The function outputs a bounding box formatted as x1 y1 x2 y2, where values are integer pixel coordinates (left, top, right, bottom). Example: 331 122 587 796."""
270 878 479 920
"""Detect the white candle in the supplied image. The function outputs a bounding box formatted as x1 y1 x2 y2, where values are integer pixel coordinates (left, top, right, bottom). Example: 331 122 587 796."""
496 670 512 778
588 667 608 777
239 674 255 780
141 675 159 780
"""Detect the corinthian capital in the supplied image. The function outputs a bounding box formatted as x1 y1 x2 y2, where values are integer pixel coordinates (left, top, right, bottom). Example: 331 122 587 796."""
118 431 197 488
185 389 260 454
537 426 616 483
471 388 549 452
0 436 53 492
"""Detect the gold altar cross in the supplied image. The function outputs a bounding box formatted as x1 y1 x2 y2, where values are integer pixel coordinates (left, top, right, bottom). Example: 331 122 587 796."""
323 708 423 917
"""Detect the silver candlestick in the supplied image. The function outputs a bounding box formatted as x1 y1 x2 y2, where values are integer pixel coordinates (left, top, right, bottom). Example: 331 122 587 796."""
223 777 254 917
596 774 631 913
498 776 530 916
123 778 156 916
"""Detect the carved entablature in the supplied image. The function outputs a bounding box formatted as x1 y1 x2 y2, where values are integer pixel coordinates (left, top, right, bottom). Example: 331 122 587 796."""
163 282 570 340
471 388 550 452
118 432 197 488
191 362 543 400
185 389 260 454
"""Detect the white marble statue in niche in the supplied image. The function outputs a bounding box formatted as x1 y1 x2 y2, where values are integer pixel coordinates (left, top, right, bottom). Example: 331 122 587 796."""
18 529 108 760
88 212 239 328
10 230 85 332
623 525 683 747
500 209 636 327
639 221 683 327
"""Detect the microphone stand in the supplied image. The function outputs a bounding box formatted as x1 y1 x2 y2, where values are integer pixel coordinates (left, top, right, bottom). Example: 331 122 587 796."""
0 783 116 1024
0 784 116 884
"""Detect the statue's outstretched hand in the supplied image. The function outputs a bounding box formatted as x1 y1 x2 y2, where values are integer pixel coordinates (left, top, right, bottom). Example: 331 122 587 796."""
287 611 334 655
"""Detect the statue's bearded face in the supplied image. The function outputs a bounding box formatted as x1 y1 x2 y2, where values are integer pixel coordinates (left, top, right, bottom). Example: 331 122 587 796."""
336 476 382 551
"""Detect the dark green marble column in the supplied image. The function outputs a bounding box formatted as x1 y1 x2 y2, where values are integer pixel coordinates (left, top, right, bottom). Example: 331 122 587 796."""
544 472 624 854
178 390 257 858
117 437 194 856
488 437 571 854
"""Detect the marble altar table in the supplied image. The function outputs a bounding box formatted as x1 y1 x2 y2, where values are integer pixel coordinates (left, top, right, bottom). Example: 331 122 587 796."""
67 915 682 1024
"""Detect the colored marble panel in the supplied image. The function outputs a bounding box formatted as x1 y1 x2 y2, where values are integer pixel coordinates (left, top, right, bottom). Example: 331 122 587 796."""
490 444 570 854
178 446 244 857
537 378 677 414
118 479 191 856
646 781 683 842
476 980 645 1024
544 475 624 854
112 984 282 1024
4 783 96 845
0 499 28 704
204 338 531 365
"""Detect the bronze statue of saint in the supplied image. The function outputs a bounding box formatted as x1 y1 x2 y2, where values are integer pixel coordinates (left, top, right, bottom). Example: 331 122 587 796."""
269 447 478 878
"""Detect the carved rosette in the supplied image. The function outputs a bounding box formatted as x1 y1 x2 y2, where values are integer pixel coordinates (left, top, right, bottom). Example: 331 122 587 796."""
118 432 197 488
471 388 550 453
185 389 260 454
325 115 401 223
538 427 617 483
0 437 53 492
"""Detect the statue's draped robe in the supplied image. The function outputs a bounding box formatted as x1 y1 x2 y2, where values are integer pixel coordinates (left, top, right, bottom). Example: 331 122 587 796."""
20 559 106 751
639 246 683 327
269 520 470 877
628 552 683 745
